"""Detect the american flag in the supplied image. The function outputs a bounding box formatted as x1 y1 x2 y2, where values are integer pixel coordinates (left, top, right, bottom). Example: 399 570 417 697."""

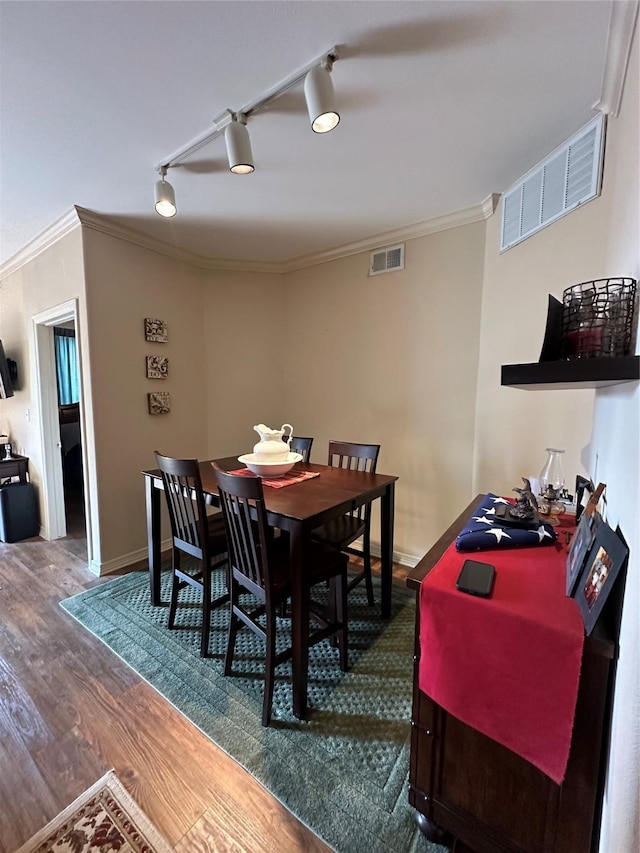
456 494 557 552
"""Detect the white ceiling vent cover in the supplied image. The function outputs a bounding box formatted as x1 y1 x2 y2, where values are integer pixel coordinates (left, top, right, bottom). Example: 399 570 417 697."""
500 114 605 252
369 244 405 276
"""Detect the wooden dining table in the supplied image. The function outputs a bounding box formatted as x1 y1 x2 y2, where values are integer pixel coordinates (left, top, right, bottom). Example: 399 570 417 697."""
142 455 398 718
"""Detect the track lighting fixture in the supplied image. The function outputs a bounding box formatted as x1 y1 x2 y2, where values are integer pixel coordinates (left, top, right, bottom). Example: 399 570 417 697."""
304 58 340 133
154 167 176 218
153 47 341 216
225 113 254 174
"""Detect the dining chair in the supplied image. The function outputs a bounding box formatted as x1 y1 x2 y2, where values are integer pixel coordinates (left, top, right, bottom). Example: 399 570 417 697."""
154 452 229 657
289 435 314 463
311 440 380 606
213 466 348 726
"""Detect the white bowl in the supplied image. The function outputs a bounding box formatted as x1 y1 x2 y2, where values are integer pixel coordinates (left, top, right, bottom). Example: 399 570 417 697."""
237 451 303 478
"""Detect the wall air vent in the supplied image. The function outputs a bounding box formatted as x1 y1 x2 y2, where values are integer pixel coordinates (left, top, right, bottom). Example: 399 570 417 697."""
500 114 605 252
369 244 405 276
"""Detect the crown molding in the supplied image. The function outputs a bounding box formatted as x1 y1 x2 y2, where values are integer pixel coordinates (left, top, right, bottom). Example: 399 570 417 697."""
592 0 639 116
2 195 499 281
482 193 501 218
281 195 499 273
0 208 81 280
74 207 283 274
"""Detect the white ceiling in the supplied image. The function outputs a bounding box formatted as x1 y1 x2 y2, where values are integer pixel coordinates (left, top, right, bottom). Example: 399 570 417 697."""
0 0 614 269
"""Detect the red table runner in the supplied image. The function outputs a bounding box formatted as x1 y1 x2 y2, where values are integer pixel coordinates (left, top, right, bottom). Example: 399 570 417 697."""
418 533 584 784
227 467 320 489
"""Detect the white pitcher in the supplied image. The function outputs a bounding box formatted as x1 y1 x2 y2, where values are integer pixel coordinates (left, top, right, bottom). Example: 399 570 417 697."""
252 423 293 461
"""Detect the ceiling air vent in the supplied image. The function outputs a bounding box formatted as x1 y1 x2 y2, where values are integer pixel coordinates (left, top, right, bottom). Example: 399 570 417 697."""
369 244 405 276
500 114 605 252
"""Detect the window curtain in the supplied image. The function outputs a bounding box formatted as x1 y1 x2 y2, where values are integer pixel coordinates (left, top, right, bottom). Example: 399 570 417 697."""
54 328 79 405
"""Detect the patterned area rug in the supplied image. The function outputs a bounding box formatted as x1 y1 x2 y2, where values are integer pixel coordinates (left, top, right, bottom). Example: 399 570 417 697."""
16 770 172 853
61 571 446 853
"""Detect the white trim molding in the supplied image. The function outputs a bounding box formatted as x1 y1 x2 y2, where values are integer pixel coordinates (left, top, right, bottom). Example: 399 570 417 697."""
369 540 421 570
593 0 639 116
281 195 498 273
0 208 81 281
1 195 499 280
74 207 283 274
95 540 172 577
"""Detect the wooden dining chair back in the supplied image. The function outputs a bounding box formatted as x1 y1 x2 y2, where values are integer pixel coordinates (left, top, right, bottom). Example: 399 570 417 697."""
289 435 314 463
312 440 381 606
154 452 229 657
214 466 348 726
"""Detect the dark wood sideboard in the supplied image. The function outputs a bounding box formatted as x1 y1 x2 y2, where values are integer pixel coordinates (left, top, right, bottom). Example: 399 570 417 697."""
0 453 29 483
406 497 621 853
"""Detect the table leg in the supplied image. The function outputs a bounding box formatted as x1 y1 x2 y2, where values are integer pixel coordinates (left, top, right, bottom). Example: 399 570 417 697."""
289 523 309 719
145 474 163 606
380 481 395 618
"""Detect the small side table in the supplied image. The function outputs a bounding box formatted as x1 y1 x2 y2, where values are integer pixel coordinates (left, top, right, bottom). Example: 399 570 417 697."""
0 454 29 483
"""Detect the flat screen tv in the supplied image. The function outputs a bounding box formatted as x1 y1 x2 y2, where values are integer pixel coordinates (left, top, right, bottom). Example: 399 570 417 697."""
0 340 15 399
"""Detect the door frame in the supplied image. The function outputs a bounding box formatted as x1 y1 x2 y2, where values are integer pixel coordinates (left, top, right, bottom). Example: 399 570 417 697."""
32 299 92 560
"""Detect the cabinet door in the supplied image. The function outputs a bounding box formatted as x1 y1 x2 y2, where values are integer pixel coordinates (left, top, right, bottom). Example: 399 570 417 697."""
411 643 611 853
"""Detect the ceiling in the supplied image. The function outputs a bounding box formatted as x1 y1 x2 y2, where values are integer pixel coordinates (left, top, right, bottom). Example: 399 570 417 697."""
0 1 614 269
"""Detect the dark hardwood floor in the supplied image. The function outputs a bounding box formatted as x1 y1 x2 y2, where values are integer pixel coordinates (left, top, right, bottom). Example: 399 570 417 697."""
0 506 412 853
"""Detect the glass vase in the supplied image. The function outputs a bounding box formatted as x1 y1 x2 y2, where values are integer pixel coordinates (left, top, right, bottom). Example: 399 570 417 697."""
539 448 565 493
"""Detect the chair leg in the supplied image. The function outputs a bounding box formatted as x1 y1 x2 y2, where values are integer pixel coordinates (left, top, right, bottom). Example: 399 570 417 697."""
363 525 375 607
201 565 212 658
262 605 277 727
293 592 311 720
168 550 180 629
224 581 239 676
330 575 349 672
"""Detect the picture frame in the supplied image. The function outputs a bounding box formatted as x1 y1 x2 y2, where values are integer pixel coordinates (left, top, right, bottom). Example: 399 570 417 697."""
566 510 598 596
584 482 605 520
144 318 167 343
146 355 169 379
574 475 593 522
574 520 628 636
148 392 171 415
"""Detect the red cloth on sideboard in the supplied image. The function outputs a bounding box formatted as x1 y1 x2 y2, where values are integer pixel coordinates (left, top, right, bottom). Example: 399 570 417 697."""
418 535 584 784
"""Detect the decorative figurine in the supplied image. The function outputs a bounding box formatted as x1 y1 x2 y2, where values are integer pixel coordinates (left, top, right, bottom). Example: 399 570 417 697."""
510 477 539 520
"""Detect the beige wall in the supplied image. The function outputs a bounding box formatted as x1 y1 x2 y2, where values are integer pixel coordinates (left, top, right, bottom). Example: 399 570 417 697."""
587 31 639 853
202 269 286 458
474 203 600 496
0 218 487 567
81 230 210 566
81 221 485 568
474 30 639 852
282 223 486 560
0 228 87 533
81 231 288 567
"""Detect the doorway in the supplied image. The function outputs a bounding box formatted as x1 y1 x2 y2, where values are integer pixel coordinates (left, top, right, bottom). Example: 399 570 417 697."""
54 320 84 537
33 300 92 562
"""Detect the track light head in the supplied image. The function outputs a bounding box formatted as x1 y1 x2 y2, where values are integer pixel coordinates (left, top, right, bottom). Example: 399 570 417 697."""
154 167 177 217
304 62 340 133
225 113 255 174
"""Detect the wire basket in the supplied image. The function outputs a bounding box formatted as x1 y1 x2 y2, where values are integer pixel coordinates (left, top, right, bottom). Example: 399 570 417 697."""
560 278 637 359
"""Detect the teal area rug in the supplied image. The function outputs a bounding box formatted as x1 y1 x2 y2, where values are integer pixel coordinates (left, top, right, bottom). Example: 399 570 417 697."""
61 570 445 853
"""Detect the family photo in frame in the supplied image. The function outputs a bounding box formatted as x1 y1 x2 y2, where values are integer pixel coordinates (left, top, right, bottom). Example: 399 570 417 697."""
566 510 598 596
573 520 628 636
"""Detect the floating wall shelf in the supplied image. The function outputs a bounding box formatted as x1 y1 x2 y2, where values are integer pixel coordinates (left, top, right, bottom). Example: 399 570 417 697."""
501 355 640 390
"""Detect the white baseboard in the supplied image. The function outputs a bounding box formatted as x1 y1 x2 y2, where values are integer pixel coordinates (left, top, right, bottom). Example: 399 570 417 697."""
369 541 421 569
93 538 420 577
94 538 172 576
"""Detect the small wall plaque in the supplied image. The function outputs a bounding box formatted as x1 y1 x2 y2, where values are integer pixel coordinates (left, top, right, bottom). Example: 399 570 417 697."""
146 355 168 379
145 318 167 342
148 392 170 415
